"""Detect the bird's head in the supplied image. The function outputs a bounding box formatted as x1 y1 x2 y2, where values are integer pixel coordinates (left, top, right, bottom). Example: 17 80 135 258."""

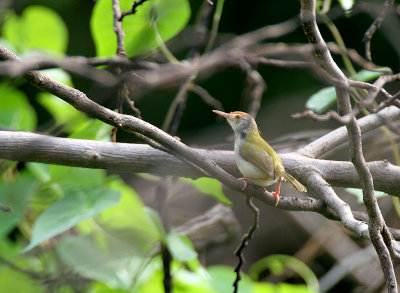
212 110 258 134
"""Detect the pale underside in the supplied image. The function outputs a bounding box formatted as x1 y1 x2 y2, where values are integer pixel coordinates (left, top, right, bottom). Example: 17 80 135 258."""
235 151 277 186
234 133 280 187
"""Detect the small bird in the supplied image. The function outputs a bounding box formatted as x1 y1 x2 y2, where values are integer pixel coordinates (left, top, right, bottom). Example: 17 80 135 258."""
213 110 307 205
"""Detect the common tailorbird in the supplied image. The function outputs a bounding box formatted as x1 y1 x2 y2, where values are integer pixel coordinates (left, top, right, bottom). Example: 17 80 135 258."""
213 110 307 205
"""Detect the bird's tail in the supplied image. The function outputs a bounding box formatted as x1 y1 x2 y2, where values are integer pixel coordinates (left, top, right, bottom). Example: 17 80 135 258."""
282 172 307 193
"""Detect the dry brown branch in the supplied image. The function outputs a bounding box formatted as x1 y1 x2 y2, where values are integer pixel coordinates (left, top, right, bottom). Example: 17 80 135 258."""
233 196 259 293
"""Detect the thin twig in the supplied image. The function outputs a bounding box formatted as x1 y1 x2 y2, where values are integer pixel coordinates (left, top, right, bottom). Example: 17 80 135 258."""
111 0 142 141
376 92 400 112
238 60 266 118
119 0 150 21
326 43 382 71
204 0 225 53
255 57 313 69
190 85 224 110
162 75 196 134
112 0 126 57
361 73 400 110
363 0 395 61
233 196 259 293
112 0 127 141
291 109 351 124
189 0 214 57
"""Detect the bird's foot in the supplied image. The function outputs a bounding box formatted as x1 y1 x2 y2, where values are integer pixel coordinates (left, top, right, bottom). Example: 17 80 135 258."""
271 190 280 206
238 177 248 190
270 176 282 206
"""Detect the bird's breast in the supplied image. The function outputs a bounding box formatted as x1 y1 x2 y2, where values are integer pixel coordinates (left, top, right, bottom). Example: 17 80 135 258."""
234 148 275 187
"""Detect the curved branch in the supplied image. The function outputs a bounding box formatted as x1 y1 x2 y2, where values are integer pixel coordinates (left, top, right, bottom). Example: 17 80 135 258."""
305 171 369 238
300 0 397 290
297 105 400 158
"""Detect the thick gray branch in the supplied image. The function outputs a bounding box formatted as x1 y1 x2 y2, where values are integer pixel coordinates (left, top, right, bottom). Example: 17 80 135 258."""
1 131 400 196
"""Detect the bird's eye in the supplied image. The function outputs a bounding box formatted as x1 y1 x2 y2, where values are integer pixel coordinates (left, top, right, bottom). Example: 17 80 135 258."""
234 115 240 119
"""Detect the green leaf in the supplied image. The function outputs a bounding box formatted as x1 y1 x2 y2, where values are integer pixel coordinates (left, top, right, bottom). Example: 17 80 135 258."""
134 258 213 293
167 230 197 262
207 266 253 293
2 5 68 54
98 177 159 239
0 239 44 292
181 177 232 205
26 163 51 183
174 270 214 293
305 87 337 114
346 188 388 203
23 187 121 252
0 38 17 53
306 68 391 114
0 266 44 293
38 68 73 85
145 207 167 241
38 92 89 133
57 234 147 289
253 282 314 293
49 165 106 193
249 254 319 293
91 0 190 57
0 85 37 131
69 119 113 141
0 173 38 237
356 67 392 80
133 264 164 292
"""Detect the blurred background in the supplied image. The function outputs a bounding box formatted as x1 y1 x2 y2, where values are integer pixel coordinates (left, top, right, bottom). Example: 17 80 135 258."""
1 0 400 292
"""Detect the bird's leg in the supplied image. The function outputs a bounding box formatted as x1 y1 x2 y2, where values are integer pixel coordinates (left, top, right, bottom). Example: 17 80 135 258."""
238 177 248 190
271 176 282 206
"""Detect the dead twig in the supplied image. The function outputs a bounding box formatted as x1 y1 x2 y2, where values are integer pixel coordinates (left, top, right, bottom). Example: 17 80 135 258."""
119 0 150 21
233 196 259 293
238 60 266 118
363 0 395 61
291 110 351 124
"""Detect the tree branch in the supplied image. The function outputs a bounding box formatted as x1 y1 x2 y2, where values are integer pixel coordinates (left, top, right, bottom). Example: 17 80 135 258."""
1 131 400 195
297 105 400 158
300 0 398 291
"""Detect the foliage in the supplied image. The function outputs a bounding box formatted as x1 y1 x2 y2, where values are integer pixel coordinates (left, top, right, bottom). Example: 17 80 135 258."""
2 5 68 54
2 0 380 291
305 68 391 113
91 0 191 57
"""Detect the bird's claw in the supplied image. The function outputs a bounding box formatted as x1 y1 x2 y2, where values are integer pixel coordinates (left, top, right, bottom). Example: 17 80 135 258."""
271 190 280 206
238 177 248 191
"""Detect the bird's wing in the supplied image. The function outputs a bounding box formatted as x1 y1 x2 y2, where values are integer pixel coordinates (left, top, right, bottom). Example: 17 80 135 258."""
239 142 275 179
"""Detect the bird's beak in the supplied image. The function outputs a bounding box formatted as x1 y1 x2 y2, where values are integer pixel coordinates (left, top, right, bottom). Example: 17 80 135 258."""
212 110 233 121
